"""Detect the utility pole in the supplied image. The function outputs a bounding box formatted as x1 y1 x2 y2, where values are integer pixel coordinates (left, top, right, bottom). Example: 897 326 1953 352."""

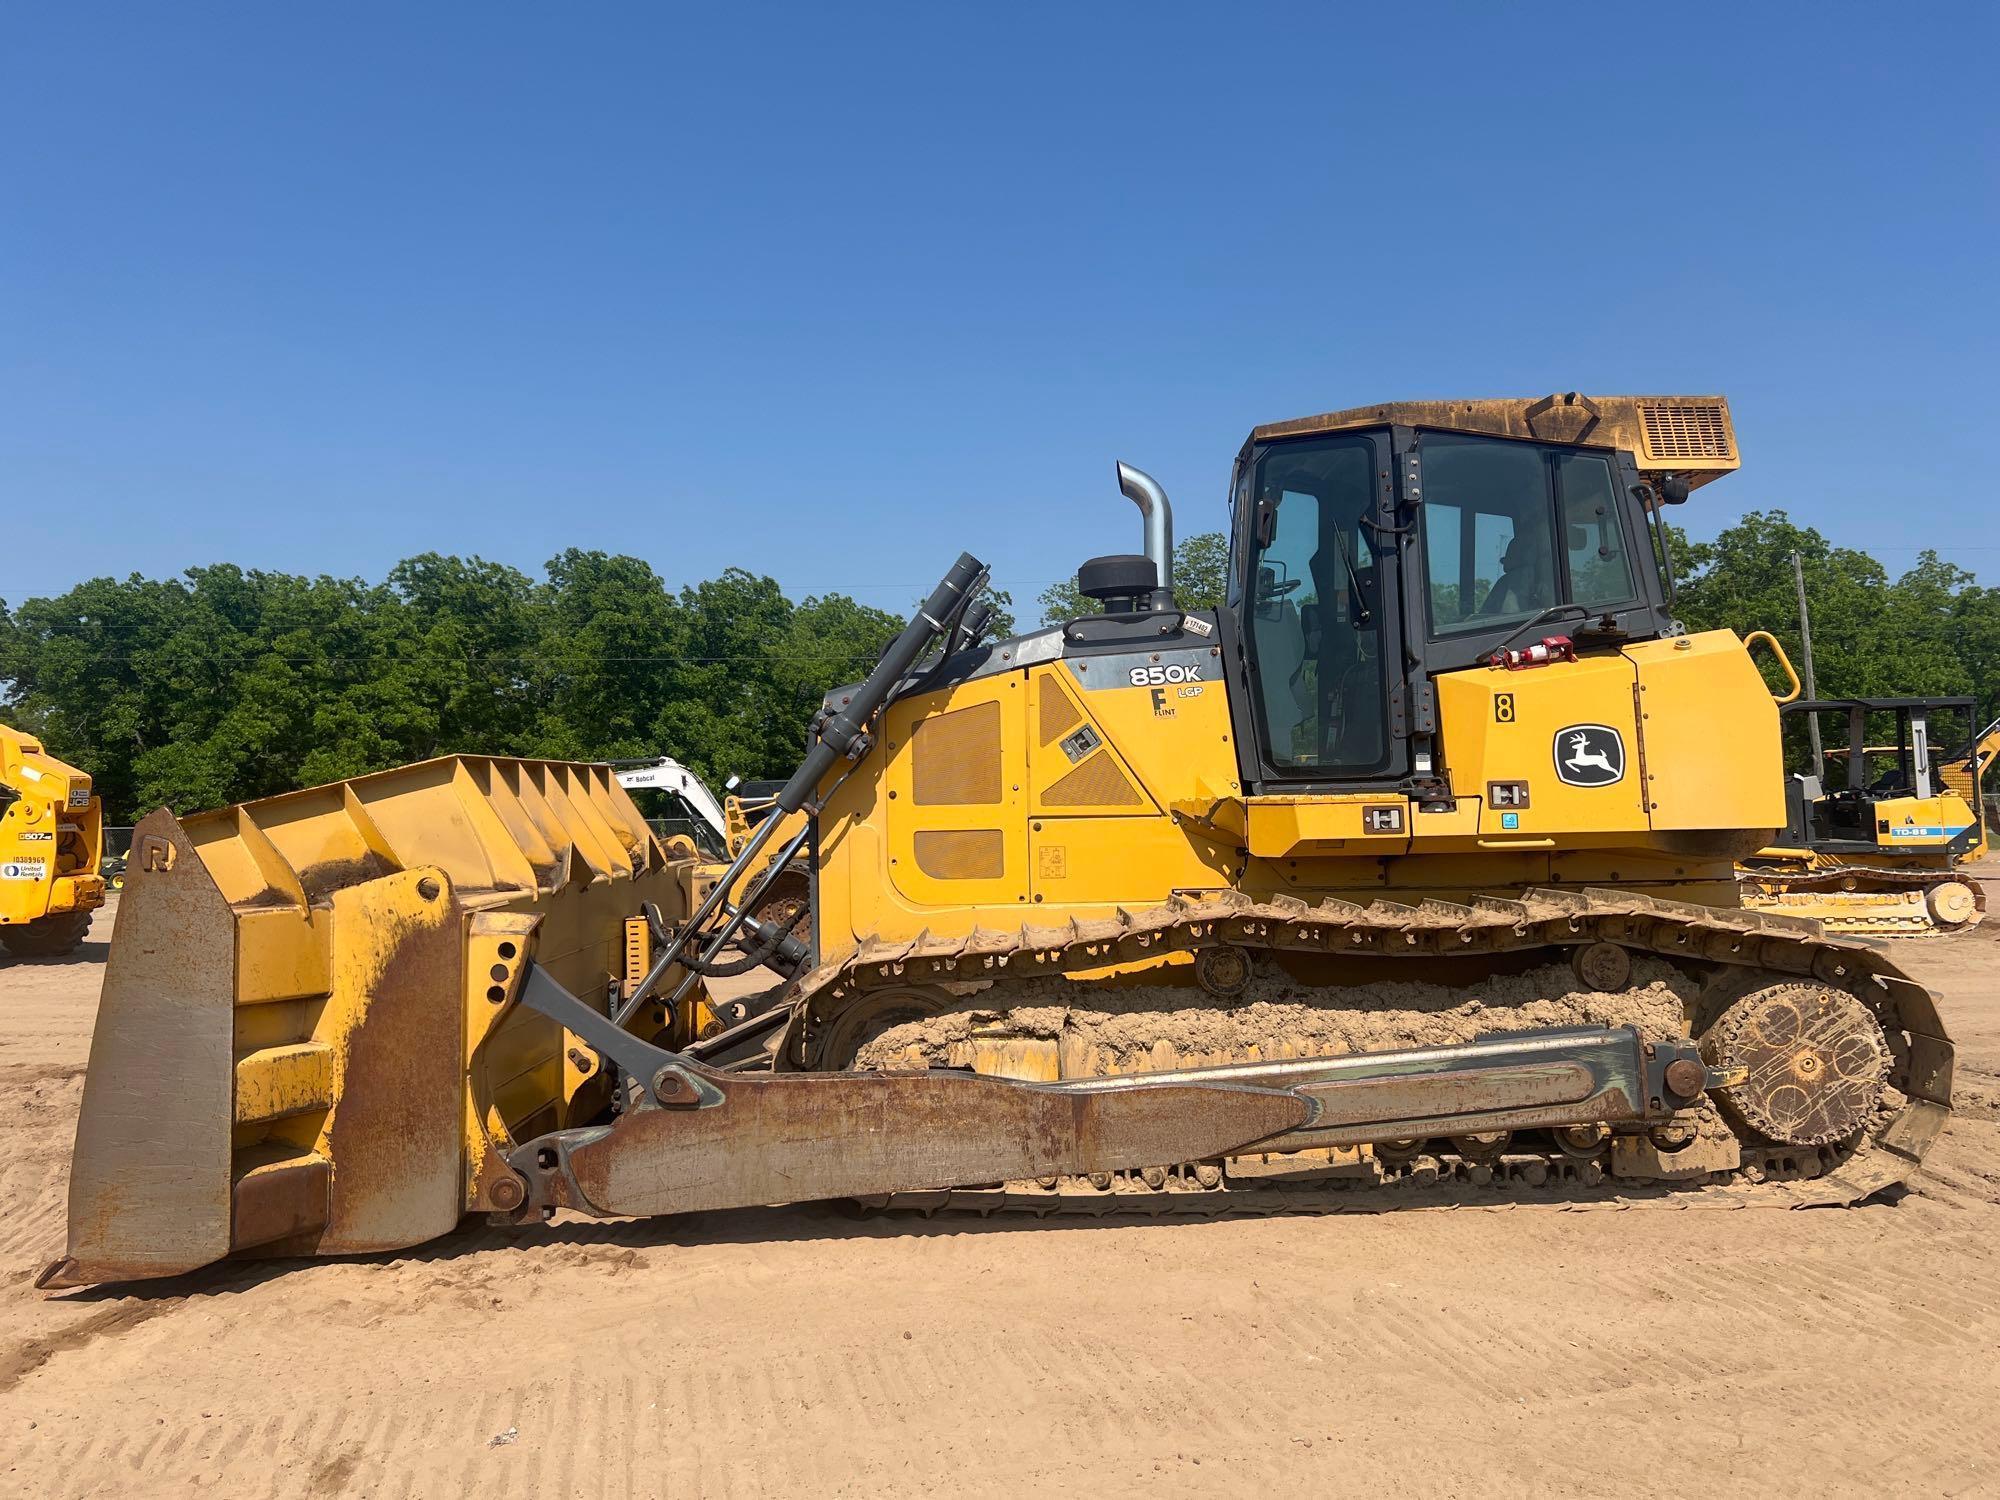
1791 551 1824 782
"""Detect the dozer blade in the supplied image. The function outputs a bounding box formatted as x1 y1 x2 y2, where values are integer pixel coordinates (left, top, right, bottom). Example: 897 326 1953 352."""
41 807 466 1288
42 756 697 1290
53 810 240 1285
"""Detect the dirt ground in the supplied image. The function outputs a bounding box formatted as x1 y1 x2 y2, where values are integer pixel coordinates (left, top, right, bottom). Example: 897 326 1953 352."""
1 884 1997 1499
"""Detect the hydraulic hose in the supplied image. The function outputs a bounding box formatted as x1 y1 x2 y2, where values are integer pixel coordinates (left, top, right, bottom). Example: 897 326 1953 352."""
613 551 988 1024
689 901 809 979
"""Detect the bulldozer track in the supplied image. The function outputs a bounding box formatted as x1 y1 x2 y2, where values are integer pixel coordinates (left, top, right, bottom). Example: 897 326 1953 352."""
857 1140 1881 1221
788 886 1953 1214
1739 861 1987 936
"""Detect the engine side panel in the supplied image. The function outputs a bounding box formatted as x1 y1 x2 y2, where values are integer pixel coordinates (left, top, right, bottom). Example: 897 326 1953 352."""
816 628 1787 971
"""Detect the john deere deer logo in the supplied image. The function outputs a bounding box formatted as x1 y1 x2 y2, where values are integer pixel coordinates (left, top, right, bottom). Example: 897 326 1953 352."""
1553 725 1625 787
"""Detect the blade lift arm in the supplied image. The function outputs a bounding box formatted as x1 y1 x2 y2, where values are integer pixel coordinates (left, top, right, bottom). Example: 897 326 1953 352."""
510 961 1733 1223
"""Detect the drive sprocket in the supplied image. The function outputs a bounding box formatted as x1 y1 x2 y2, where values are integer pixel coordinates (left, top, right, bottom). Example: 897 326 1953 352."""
1700 983 1889 1147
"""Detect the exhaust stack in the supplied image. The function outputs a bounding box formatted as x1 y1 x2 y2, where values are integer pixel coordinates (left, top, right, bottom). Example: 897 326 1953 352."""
1115 461 1174 608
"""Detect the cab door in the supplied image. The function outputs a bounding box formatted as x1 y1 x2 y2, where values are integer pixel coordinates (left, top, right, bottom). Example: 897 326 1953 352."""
1236 429 1407 790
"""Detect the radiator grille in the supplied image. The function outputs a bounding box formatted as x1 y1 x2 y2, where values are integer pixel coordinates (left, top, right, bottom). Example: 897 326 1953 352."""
1039 681 1083 746
1640 402 1733 461
913 828 1005 880
913 700 1002 805
1938 762 1975 804
1043 751 1144 807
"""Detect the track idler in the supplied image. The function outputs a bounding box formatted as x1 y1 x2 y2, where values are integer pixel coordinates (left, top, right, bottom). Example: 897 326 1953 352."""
504 966 1735 1221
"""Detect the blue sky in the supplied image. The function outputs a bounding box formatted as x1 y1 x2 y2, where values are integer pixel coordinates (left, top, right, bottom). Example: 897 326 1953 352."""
4 4 1995 618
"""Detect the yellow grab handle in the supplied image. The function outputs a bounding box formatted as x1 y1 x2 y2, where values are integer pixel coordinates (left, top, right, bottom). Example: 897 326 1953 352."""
1743 630 1802 704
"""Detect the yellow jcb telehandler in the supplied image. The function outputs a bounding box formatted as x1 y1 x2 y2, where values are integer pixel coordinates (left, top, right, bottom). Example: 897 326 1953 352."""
1 722 106 960
42 394 1952 1289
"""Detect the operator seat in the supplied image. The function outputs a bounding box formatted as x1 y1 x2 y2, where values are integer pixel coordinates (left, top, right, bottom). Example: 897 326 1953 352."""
1481 533 1551 618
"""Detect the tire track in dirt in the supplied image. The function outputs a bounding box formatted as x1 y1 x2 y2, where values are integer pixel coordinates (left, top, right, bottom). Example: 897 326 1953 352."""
0 1067 82 1275
0 1295 176 1395
5 904 2000 1498
8 1210 2000 1500
3 1313 1308 1498
1912 1122 2000 1206
1616 1242 2000 1351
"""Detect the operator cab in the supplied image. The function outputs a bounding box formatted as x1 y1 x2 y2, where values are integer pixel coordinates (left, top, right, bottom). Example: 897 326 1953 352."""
1223 394 1738 795
1775 696 1987 853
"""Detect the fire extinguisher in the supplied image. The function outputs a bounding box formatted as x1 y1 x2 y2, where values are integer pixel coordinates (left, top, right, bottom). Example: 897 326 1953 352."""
1488 635 1578 671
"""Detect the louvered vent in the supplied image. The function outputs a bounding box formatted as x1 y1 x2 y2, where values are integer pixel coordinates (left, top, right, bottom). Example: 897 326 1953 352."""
1043 751 1144 807
1039 681 1083 746
913 829 1005 879
913 701 1002 805
1640 403 1733 461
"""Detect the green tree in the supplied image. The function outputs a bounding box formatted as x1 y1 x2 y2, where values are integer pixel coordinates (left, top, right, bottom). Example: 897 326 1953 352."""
1173 532 1229 611
973 582 1015 639
530 548 684 763
7 516 1990 825
650 568 901 783
1671 510 1997 763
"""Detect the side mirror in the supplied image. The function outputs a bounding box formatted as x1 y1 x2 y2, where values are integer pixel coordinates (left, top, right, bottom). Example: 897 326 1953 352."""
1253 497 1278 548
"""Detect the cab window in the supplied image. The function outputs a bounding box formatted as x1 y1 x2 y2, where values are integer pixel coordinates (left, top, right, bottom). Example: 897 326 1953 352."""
1556 452 1636 607
1420 434 1637 636
1246 436 1389 774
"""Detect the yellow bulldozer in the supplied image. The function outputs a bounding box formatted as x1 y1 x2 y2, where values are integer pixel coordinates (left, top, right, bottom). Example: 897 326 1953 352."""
1738 697 1995 935
1 722 106 960
41 394 1953 1289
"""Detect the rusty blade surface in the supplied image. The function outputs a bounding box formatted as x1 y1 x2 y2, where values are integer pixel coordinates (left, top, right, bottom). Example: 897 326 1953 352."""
511 1026 1693 1220
518 1068 1313 1219
315 871 465 1254
40 810 236 1290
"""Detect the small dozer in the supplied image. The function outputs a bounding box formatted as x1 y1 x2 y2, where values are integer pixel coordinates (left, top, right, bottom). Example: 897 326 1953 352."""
1739 698 1995 935
43 394 1953 1288
1 722 106 960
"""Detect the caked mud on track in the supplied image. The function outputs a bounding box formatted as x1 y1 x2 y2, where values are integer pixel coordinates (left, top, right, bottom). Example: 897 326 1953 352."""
784 886 1952 1215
